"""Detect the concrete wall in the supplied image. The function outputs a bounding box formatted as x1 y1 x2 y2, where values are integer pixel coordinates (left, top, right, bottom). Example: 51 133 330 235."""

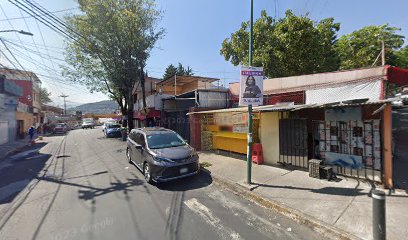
0 93 18 143
16 111 34 133
260 112 280 165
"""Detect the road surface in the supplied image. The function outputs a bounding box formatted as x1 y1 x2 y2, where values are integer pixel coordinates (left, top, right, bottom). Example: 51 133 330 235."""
0 127 324 240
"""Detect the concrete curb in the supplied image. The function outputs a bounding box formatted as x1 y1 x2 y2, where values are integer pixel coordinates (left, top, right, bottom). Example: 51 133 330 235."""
201 167 363 240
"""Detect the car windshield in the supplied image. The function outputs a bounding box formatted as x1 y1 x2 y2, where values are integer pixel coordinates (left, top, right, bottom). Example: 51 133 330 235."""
56 124 64 127
146 132 186 149
108 124 120 128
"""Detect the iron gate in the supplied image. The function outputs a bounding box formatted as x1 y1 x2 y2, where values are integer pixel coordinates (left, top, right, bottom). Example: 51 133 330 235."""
279 118 308 168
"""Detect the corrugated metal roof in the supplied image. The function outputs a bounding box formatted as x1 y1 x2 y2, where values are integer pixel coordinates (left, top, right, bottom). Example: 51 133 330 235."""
187 99 392 115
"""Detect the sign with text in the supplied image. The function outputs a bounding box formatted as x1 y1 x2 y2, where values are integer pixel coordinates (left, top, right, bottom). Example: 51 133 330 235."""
239 66 263 106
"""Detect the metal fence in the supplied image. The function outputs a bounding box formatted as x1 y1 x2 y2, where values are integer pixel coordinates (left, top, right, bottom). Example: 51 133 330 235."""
312 120 382 182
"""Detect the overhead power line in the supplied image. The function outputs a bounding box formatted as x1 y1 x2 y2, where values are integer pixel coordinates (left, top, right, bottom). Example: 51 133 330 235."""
0 6 79 22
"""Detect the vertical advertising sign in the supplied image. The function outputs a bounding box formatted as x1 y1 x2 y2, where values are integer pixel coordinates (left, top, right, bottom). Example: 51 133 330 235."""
239 66 264 106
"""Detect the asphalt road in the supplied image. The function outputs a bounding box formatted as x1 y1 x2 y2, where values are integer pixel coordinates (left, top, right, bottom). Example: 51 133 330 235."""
0 127 324 240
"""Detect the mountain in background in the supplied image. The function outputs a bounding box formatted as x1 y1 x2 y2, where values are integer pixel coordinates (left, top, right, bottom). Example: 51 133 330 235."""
67 100 119 114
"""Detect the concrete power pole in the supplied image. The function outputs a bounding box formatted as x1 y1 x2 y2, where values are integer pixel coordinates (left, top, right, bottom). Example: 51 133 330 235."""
59 94 68 115
381 40 385 66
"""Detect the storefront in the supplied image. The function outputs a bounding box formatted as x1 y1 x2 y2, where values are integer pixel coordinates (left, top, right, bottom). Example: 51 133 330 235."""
274 103 387 182
190 101 393 185
133 108 161 128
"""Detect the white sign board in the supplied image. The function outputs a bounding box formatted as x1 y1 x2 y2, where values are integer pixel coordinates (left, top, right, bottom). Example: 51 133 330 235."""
239 66 264 106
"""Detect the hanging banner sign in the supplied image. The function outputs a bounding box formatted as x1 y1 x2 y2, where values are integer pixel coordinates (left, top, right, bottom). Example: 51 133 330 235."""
239 66 264 106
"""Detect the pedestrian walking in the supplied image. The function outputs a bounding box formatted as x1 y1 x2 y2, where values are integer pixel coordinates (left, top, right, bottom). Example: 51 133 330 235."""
28 126 35 143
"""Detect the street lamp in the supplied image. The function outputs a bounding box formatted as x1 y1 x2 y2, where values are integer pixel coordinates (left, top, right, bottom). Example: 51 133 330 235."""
0 30 34 36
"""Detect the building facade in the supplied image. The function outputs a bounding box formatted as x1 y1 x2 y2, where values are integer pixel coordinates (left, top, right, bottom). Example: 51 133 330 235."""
189 66 408 189
0 74 23 144
0 68 42 139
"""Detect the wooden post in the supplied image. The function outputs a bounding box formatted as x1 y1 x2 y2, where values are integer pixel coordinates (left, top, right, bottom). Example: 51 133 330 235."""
382 104 393 189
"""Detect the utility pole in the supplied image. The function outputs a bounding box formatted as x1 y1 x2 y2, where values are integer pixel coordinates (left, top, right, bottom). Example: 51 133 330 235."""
381 40 385 66
59 94 68 115
247 0 254 185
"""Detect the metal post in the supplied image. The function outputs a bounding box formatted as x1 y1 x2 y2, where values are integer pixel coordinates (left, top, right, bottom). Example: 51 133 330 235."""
372 190 386 240
247 104 253 184
249 0 253 65
246 0 254 185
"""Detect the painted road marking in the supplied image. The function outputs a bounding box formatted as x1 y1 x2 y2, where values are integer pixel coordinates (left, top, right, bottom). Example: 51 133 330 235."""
208 190 295 239
184 198 242 240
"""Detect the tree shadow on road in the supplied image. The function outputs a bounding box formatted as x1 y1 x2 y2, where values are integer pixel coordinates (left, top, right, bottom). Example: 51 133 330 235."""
77 178 145 200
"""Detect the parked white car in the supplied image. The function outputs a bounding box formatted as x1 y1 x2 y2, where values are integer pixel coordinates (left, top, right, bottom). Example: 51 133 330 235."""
394 92 408 107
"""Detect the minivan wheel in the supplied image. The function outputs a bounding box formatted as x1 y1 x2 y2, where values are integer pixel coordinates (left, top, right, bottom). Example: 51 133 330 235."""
126 148 132 164
143 163 153 184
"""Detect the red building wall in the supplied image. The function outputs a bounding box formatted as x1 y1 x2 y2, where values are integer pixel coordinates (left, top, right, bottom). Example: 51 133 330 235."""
265 91 305 105
11 80 33 106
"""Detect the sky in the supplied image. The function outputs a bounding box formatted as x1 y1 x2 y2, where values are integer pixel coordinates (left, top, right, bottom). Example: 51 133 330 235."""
1 0 407 108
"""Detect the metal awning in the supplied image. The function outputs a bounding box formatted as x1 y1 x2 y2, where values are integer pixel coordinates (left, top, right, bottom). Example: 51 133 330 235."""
187 99 392 115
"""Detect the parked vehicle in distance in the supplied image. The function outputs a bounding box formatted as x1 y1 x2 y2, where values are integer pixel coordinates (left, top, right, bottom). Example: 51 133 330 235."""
82 121 94 129
402 92 408 105
54 123 68 134
104 124 122 138
126 127 199 184
102 120 116 132
393 92 408 107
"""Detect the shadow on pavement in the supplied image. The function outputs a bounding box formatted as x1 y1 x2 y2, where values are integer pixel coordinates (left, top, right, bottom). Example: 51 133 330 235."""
34 175 144 201
251 183 367 197
157 171 213 191
77 178 145 200
0 143 50 205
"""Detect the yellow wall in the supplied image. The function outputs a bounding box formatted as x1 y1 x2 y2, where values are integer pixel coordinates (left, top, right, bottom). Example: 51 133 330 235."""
15 111 34 132
260 112 280 165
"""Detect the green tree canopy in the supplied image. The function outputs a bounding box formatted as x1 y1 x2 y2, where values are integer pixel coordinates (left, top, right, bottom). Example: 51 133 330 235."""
39 87 52 105
394 45 408 68
335 24 405 70
162 63 194 80
63 0 164 128
220 10 340 78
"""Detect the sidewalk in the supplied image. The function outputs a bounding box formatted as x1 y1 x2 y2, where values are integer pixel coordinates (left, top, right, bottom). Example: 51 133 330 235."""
0 137 33 160
199 151 408 240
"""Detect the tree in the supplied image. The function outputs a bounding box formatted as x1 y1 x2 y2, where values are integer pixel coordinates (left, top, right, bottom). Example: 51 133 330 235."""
39 87 52 105
63 0 164 130
220 10 340 78
162 63 194 80
394 45 408 68
335 24 405 70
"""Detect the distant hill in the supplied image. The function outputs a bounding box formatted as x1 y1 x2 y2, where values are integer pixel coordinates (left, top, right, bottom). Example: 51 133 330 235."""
68 100 119 114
